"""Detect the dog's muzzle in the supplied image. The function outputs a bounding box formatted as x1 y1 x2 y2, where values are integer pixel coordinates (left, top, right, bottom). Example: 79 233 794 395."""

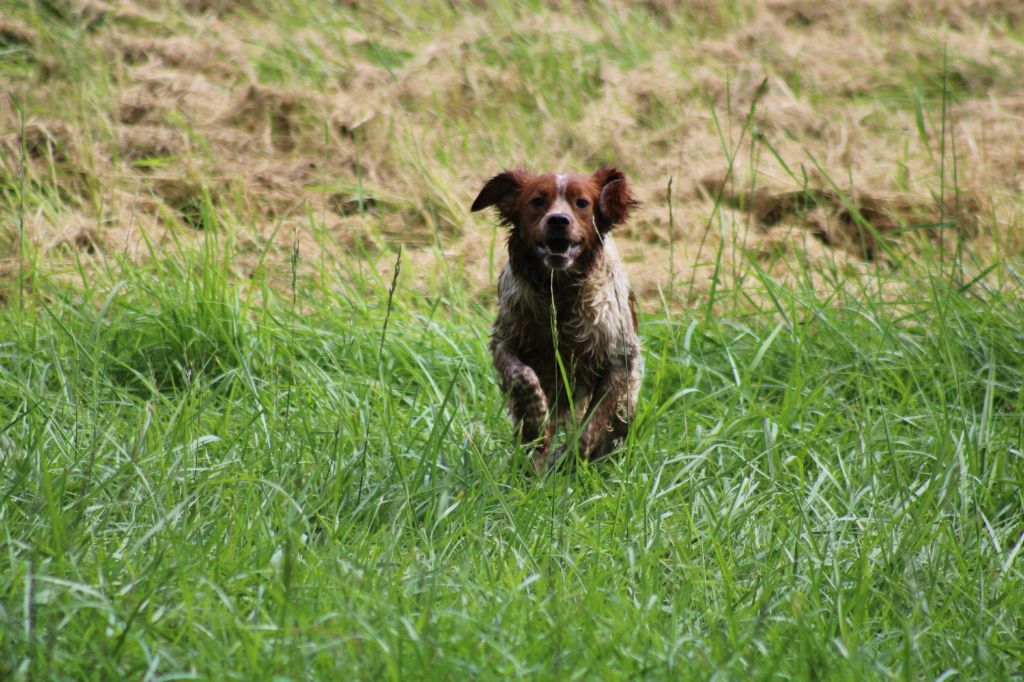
537 238 582 270
539 214 582 270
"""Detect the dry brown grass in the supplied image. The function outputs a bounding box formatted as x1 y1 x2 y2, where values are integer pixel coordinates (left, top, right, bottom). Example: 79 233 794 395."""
1 0 1021 308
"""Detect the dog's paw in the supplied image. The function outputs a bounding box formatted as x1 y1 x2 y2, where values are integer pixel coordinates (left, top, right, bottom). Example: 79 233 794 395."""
530 448 553 475
531 445 579 474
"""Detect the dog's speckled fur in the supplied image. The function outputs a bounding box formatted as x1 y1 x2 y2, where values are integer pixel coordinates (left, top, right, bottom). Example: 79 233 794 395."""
472 167 642 472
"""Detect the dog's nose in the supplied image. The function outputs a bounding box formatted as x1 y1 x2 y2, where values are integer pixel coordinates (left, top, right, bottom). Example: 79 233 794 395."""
546 213 570 230
544 213 573 254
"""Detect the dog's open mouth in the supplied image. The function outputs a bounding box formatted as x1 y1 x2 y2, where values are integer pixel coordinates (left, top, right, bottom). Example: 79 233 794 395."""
538 238 582 270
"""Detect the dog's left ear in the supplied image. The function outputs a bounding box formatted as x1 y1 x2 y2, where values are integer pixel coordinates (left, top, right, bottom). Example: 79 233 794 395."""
592 167 638 232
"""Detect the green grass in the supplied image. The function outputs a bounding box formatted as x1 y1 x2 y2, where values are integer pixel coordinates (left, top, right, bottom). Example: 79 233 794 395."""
2 223 1023 679
2 0 1024 679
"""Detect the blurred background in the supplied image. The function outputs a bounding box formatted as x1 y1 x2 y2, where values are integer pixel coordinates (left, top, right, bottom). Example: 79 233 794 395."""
2 0 1021 306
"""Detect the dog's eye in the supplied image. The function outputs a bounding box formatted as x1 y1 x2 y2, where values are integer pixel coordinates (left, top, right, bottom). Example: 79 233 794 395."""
530 196 545 208
575 198 590 209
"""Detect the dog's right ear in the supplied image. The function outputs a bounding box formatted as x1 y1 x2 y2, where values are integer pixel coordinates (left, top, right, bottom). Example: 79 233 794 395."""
471 169 529 223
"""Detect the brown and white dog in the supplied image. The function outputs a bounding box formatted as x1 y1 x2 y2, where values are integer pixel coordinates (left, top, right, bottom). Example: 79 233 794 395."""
471 167 643 472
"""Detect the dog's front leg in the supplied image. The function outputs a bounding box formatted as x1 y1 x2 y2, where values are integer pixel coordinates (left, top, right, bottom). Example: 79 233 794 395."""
579 364 634 460
493 344 552 471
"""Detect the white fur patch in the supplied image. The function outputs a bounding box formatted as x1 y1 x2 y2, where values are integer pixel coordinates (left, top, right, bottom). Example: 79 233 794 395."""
555 173 568 198
548 173 573 218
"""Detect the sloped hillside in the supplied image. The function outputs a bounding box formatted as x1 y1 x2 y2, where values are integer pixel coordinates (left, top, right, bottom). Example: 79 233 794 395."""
1 1 1021 304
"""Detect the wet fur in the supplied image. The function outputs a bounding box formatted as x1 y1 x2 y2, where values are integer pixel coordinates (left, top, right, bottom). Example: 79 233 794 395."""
471 167 642 472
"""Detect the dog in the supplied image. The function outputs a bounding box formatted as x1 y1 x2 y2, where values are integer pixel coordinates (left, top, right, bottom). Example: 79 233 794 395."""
471 167 643 472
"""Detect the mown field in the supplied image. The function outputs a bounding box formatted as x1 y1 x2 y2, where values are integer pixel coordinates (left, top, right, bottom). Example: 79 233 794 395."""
2 0 1023 679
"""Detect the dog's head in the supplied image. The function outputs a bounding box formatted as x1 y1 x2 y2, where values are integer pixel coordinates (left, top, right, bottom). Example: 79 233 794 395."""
471 168 637 275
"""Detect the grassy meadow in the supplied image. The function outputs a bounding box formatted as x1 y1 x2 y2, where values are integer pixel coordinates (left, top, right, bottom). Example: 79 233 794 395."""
2 0 1024 678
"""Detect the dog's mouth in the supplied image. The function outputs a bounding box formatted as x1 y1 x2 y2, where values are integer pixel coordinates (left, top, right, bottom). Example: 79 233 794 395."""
537 238 582 270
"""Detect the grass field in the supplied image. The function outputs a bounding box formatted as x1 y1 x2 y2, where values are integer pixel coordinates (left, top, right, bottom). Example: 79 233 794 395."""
2 0 1024 679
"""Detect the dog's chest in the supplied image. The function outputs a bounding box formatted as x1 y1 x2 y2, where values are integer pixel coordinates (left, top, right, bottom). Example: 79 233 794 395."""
552 285 624 360
497 266 631 370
